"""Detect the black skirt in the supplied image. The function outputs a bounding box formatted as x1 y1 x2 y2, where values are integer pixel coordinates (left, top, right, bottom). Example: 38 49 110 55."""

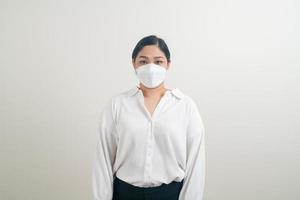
112 176 184 200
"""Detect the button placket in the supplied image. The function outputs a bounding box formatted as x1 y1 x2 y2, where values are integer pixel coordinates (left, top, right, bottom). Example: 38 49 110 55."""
144 119 154 184
137 89 170 185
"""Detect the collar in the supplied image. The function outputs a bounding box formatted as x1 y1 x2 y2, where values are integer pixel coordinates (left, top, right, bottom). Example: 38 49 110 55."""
127 85 184 100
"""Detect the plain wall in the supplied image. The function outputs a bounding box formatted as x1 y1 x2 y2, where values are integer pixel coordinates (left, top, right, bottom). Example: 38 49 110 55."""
0 0 299 199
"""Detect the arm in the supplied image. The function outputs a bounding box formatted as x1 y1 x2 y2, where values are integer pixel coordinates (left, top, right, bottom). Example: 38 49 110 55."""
179 99 206 200
92 98 118 200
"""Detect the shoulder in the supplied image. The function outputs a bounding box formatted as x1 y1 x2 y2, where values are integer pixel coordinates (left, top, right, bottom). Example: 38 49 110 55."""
100 87 134 111
179 91 205 132
176 89 204 119
110 87 135 103
173 88 198 107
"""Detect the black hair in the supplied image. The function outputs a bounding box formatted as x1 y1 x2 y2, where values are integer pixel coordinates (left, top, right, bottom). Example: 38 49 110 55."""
132 35 171 62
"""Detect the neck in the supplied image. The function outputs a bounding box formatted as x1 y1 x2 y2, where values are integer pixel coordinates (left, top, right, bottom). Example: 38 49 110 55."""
138 83 167 98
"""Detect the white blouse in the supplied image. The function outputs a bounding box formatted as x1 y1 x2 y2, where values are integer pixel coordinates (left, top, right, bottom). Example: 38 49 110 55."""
92 85 206 200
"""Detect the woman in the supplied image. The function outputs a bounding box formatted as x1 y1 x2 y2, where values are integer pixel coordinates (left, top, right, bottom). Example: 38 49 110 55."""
92 35 206 200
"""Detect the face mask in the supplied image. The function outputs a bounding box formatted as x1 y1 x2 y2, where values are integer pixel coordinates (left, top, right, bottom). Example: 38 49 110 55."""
135 63 167 88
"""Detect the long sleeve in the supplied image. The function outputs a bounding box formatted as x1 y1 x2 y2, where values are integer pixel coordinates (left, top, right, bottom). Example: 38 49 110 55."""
92 98 118 200
179 99 206 200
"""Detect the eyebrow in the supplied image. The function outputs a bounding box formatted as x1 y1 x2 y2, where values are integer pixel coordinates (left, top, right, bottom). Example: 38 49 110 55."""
137 56 165 59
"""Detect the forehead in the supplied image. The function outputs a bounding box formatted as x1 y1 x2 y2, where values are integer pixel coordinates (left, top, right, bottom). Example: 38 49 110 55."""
136 45 166 58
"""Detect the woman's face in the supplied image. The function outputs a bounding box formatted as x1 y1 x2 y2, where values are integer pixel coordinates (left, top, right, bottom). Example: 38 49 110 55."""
132 45 170 70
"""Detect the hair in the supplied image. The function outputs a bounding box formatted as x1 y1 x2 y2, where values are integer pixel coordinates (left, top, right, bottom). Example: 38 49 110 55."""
132 35 171 62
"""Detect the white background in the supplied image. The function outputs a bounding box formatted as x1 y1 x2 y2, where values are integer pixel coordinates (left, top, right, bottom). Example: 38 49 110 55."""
0 0 299 199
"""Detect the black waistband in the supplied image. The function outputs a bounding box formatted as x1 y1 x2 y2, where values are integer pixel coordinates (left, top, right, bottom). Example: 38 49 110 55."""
114 176 184 191
113 176 184 198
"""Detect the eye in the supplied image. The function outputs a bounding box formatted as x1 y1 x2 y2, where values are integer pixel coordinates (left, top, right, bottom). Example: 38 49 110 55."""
139 60 147 65
155 60 163 65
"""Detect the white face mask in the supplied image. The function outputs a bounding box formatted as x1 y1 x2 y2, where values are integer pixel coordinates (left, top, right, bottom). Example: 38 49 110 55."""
135 63 167 88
